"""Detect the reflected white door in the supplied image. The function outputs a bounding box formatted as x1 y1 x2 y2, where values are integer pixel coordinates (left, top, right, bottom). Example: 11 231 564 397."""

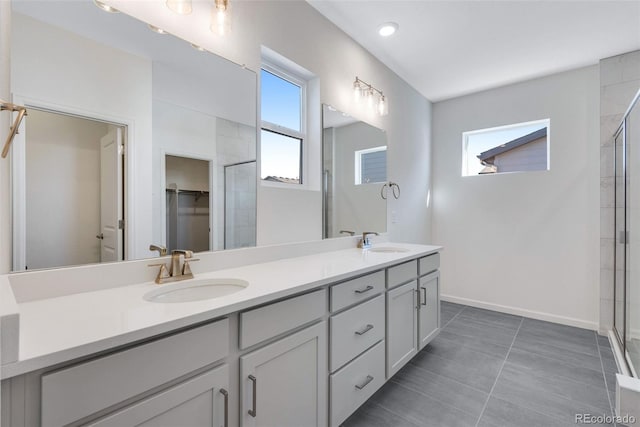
99 128 123 262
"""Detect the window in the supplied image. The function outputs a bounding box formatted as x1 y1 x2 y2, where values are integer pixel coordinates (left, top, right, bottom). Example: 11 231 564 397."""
260 65 305 184
355 146 387 185
462 119 550 176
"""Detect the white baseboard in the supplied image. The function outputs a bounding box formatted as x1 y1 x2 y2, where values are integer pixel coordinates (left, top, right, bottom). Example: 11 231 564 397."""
441 294 599 331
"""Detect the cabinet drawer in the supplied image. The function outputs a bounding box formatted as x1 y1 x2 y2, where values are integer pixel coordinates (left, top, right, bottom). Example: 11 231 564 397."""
41 318 229 427
330 270 384 312
330 294 384 371
240 288 327 349
386 260 418 289
330 340 385 427
419 253 440 276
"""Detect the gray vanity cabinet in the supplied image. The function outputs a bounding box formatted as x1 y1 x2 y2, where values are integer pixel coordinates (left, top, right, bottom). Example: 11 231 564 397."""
86 364 229 427
418 271 440 350
239 321 327 427
386 280 419 377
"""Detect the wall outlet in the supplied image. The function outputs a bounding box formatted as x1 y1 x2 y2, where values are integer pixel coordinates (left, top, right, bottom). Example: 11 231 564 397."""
392 210 398 224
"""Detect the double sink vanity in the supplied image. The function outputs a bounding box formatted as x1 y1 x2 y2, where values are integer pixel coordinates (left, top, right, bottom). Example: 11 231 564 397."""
0 240 442 427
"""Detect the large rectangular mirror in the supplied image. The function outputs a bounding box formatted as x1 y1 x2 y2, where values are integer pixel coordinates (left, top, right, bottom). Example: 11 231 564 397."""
322 104 387 238
9 0 257 271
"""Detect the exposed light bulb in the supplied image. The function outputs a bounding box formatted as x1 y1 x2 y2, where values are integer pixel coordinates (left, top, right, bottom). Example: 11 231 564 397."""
210 0 231 37
353 80 361 101
166 0 192 15
366 88 374 109
378 95 388 116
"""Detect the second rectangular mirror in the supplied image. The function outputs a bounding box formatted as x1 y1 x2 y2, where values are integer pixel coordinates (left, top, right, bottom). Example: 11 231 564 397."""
322 104 387 238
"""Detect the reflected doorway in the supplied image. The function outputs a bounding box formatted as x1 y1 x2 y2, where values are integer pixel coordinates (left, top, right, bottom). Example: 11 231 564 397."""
165 155 211 253
15 108 126 270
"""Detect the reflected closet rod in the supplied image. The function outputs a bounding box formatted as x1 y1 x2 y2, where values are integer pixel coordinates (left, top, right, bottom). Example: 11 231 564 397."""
1 100 28 158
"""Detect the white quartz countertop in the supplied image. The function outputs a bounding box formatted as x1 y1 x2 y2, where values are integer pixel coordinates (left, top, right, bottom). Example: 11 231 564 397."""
1 243 440 379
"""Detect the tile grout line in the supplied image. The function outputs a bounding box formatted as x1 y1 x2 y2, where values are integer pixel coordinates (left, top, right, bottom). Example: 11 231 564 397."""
596 331 617 421
442 305 466 329
473 316 524 427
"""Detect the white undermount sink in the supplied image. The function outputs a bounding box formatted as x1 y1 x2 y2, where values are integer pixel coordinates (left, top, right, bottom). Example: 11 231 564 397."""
143 278 249 303
368 247 410 253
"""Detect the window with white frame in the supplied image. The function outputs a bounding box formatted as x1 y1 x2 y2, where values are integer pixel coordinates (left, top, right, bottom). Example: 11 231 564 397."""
355 146 387 185
260 64 306 184
462 119 550 176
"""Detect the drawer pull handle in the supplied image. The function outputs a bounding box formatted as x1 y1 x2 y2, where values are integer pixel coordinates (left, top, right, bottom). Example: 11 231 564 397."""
248 375 257 417
421 287 427 306
355 375 374 390
354 285 374 294
220 388 229 427
355 324 374 335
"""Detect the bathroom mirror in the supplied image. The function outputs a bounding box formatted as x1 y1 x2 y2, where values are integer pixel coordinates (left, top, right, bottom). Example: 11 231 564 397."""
322 104 387 239
9 0 256 271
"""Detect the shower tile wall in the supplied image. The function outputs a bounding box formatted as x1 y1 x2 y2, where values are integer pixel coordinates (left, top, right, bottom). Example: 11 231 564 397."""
215 117 257 250
600 50 640 333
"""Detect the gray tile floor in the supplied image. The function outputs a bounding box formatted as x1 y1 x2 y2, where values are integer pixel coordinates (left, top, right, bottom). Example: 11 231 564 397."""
343 301 620 427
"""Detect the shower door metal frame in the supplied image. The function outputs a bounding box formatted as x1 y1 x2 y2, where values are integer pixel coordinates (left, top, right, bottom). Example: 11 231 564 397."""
613 122 627 353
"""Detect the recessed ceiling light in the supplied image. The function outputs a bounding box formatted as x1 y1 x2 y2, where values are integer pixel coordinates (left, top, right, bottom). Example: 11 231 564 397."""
327 105 337 112
94 0 119 13
191 44 206 52
148 24 168 35
378 22 398 37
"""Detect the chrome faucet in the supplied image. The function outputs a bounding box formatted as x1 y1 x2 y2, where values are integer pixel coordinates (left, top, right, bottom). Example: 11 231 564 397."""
339 230 355 236
358 231 379 249
148 249 199 284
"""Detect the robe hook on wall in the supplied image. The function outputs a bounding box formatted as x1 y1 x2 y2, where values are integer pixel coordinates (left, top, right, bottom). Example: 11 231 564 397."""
380 181 401 200
1 100 28 159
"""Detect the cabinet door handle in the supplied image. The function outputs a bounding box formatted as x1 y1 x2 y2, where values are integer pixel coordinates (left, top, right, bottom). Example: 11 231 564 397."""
415 289 420 309
355 324 374 335
355 375 374 390
248 375 257 417
421 287 427 306
219 388 229 427
354 285 374 294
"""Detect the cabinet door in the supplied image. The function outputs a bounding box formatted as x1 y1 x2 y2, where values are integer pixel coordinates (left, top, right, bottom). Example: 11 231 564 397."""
386 280 418 378
240 322 327 427
418 271 440 350
87 364 229 427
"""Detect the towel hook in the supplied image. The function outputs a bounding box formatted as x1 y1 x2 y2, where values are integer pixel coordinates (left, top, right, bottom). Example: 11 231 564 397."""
1 100 28 159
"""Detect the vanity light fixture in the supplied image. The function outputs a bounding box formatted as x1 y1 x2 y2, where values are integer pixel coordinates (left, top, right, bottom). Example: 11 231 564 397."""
353 77 388 116
210 0 231 37
378 22 398 37
166 0 192 15
93 0 119 13
148 24 168 35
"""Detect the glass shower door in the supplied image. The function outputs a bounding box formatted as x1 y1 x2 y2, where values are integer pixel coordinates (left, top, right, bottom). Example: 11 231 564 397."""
626 98 640 375
224 161 257 249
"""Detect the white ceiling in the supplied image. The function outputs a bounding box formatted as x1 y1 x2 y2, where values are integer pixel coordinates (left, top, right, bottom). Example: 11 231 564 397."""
308 0 640 102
